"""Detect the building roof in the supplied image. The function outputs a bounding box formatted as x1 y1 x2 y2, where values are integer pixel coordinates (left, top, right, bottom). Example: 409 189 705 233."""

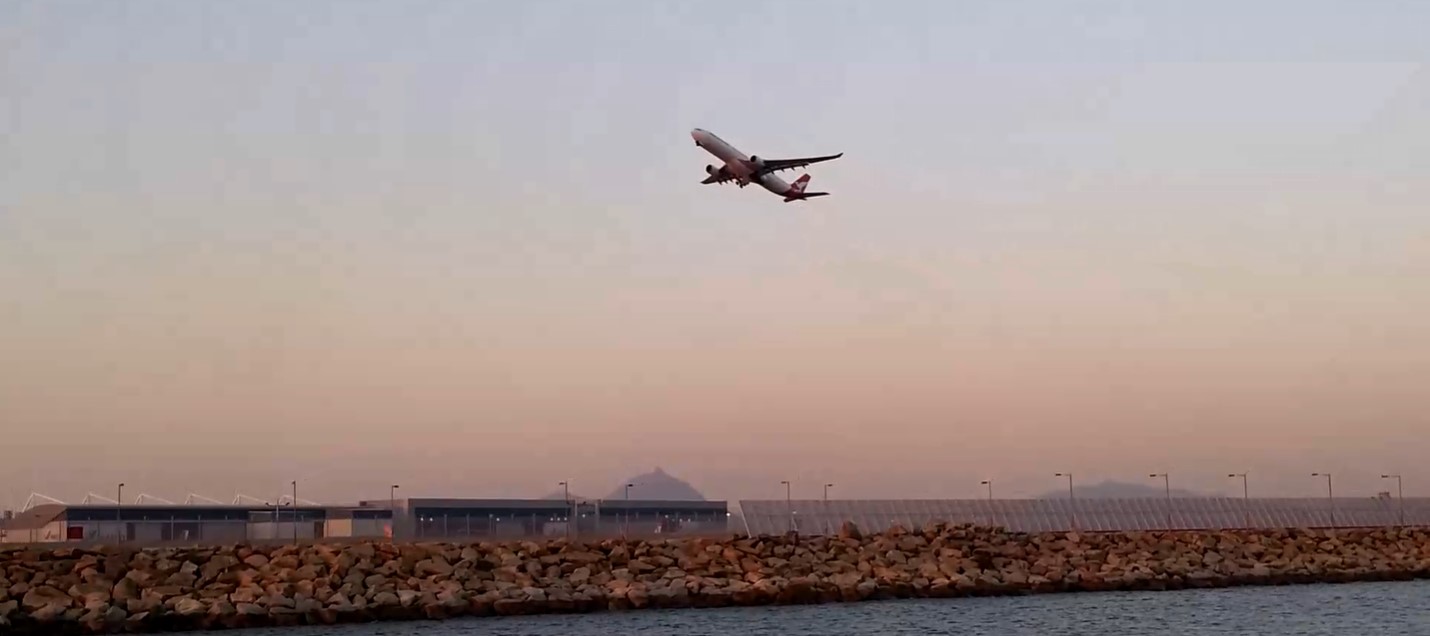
1 503 387 528
1 504 65 531
62 503 333 514
403 498 580 510
399 497 725 510
594 500 728 512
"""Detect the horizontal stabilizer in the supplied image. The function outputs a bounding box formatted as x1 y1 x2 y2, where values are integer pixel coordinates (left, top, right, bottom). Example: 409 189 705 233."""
783 191 828 202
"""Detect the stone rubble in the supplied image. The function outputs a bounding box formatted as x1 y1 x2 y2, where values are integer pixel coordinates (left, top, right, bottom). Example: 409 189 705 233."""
2 522 1428 633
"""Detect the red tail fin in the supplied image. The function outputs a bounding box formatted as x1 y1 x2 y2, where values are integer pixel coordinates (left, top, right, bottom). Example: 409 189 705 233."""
782 174 828 202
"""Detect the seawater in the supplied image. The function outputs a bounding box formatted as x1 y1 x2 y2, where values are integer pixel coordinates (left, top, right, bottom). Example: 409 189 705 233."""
183 579 1430 635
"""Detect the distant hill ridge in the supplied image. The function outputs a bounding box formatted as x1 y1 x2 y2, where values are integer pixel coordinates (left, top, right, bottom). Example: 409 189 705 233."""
539 467 708 502
1036 480 1207 499
604 467 707 501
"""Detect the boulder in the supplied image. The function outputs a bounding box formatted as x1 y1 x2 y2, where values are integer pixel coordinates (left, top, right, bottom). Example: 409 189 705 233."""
21 585 69 611
839 521 863 540
175 597 206 616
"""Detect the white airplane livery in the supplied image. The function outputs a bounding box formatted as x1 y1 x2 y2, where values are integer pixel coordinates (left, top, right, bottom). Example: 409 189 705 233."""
691 128 842 202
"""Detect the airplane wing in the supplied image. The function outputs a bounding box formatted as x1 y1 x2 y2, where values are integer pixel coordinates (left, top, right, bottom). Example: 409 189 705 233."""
755 153 843 174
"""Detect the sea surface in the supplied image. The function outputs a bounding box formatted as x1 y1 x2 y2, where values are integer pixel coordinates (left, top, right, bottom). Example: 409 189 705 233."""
184 579 1430 635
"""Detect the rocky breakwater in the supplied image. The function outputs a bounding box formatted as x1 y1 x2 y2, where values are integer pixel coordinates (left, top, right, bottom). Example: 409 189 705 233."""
4 523 1430 634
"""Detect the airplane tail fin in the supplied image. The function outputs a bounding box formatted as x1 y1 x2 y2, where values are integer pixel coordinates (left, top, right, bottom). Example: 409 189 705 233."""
783 174 829 202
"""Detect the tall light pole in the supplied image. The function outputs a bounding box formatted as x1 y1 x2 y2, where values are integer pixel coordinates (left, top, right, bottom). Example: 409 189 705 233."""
822 483 833 536
623 483 634 539
980 480 993 528
780 480 792 533
1312 473 1334 529
559 481 572 540
291 481 298 542
1228 473 1249 529
116 482 125 543
1149 473 1171 530
1055 473 1075 531
1381 474 1404 527
389 484 399 541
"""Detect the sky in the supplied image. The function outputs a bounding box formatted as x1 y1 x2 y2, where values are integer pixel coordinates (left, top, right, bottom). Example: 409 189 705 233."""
2 0 1428 509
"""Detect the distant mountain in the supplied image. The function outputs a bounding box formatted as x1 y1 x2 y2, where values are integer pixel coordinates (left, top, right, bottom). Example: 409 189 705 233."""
603 467 707 501
1036 480 1207 499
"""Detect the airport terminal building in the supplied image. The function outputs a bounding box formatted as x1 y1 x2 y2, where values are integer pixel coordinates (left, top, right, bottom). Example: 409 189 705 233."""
373 498 732 540
0 503 393 545
1 497 731 545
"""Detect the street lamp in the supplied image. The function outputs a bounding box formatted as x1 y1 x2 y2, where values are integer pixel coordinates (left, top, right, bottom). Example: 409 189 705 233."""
116 482 125 543
980 480 994 528
1149 473 1171 530
1381 474 1404 527
1311 473 1334 529
623 483 634 539
780 480 792 533
389 484 399 541
822 483 834 536
559 481 571 540
1228 473 1249 529
1055 473 1076 531
290 481 299 542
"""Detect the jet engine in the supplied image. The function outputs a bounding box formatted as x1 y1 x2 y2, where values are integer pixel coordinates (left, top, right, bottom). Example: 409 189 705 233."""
749 155 765 167
706 164 719 175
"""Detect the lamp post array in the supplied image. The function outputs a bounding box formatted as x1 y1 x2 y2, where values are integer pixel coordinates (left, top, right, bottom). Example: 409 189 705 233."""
79 470 1418 549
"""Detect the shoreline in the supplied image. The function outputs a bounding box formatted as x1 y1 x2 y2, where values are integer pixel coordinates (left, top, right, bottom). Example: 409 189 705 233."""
3 523 1428 634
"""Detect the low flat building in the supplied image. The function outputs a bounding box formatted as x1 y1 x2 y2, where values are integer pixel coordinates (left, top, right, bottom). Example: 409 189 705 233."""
590 499 731 536
0 504 67 544
0 503 392 545
367 498 729 539
380 498 586 539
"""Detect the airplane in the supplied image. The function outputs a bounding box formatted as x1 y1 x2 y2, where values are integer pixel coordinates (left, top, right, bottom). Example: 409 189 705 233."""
690 128 842 202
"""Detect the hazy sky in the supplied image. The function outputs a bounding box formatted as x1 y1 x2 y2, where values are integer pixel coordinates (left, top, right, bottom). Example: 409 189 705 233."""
3 1 1428 509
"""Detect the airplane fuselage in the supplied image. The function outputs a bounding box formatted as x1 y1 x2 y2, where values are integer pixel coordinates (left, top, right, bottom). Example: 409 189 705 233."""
691 128 798 196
